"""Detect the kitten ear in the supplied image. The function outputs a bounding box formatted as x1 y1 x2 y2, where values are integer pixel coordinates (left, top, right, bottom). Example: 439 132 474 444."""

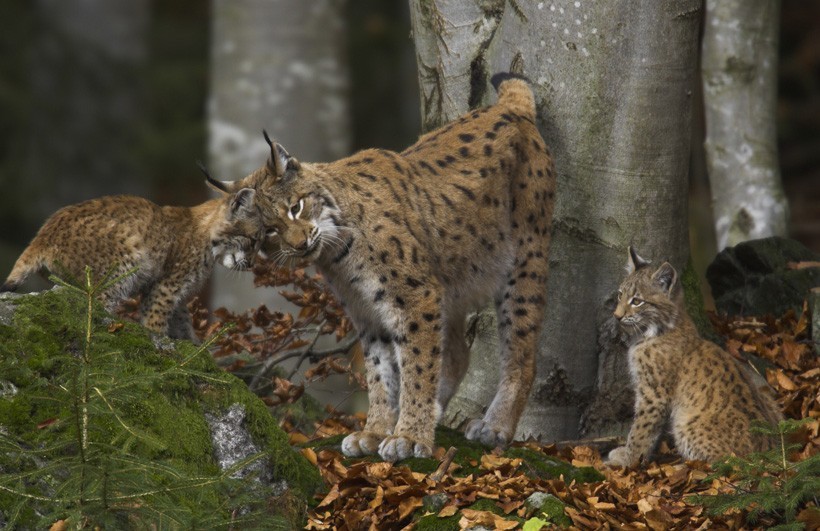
263 130 301 180
228 188 257 219
651 262 677 293
626 246 651 273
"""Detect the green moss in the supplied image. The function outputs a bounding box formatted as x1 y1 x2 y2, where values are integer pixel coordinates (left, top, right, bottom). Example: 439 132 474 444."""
533 494 572 527
505 447 604 483
414 512 461 531
0 289 321 527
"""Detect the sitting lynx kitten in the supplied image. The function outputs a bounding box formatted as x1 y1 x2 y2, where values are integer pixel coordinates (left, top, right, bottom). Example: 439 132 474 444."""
2 176 263 340
213 73 555 461
607 247 783 467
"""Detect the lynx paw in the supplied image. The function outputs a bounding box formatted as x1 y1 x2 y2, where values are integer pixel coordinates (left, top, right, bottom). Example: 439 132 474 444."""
378 435 433 462
341 431 385 457
464 419 512 447
606 446 634 468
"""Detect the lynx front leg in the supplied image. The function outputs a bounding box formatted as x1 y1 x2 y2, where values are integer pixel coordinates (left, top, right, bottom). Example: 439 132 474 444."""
379 288 443 462
341 335 399 457
607 390 667 467
465 262 547 447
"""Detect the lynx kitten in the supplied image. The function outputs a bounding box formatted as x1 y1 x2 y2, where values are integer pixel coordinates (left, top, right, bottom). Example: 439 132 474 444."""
607 247 783 467
2 178 263 340
212 73 555 461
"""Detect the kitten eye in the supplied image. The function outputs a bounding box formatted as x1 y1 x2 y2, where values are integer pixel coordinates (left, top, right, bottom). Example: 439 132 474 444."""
629 297 644 307
288 199 304 220
266 228 278 237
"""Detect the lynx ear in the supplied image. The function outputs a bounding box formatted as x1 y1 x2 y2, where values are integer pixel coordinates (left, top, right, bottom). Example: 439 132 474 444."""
626 246 651 273
263 130 301 180
228 188 257 219
651 262 677 294
198 160 240 194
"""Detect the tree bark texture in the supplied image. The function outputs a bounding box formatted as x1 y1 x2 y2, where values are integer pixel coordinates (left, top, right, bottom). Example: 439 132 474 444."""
409 0 702 441
208 0 351 311
701 0 788 251
28 0 149 225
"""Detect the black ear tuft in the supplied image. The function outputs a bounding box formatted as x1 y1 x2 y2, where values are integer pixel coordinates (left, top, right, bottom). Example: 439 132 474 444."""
262 129 273 148
651 262 677 293
198 160 235 193
490 72 530 91
626 246 651 273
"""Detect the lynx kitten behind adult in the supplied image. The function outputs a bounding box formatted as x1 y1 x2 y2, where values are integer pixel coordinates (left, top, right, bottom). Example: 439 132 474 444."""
2 181 263 340
607 247 783 467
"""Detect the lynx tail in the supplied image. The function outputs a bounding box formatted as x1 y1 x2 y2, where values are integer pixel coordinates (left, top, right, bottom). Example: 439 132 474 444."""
490 72 535 119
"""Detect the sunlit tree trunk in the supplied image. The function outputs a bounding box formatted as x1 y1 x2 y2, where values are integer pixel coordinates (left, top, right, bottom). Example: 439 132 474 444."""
409 0 701 441
27 0 149 225
702 0 788 250
208 0 351 311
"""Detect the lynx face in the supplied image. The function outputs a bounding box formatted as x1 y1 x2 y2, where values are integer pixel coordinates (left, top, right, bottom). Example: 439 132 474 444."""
613 248 679 342
254 166 344 265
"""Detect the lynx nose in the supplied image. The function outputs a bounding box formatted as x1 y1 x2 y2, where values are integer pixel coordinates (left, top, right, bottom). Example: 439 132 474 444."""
613 307 624 320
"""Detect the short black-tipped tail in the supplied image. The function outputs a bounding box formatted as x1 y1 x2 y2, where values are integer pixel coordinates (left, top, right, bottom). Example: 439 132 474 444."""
490 72 530 91
490 72 535 118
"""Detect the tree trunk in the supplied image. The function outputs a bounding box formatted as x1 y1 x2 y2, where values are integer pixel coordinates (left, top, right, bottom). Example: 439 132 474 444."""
409 0 702 441
27 0 150 225
701 0 788 250
207 0 351 311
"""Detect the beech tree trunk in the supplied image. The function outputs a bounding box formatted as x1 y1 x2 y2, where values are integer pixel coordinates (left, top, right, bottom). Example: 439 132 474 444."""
409 0 702 441
208 0 351 311
701 0 788 250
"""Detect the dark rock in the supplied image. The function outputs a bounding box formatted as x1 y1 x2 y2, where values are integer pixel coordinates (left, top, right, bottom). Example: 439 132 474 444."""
706 237 820 316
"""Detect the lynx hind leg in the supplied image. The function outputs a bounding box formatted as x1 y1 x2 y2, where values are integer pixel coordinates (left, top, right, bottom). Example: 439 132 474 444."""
466 224 550 446
167 303 196 341
437 308 470 412
139 274 192 336
341 335 400 457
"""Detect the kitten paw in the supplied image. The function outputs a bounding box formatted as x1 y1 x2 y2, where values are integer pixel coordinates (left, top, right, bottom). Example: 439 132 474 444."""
605 446 634 467
378 435 433 462
341 431 385 457
464 419 512 447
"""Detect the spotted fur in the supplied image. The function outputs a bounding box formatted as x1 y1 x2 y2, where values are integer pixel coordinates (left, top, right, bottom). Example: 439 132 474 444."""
2 188 264 340
224 73 555 461
607 247 783 467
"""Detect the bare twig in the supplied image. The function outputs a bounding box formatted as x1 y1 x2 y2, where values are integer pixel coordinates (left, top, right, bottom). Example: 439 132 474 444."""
430 446 458 482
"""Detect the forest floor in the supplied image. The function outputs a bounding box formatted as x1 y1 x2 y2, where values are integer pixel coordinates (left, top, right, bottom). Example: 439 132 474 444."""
282 306 819 530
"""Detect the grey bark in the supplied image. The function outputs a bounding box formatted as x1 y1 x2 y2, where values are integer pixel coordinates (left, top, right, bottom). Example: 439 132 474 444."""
208 0 351 311
701 0 788 251
410 0 701 441
28 0 150 224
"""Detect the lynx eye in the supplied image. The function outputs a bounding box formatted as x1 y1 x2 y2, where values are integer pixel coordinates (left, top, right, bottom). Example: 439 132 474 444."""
266 228 278 237
629 297 644 307
288 199 304 220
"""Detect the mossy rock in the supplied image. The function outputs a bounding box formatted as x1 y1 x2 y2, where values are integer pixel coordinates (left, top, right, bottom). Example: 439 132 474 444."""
0 288 322 529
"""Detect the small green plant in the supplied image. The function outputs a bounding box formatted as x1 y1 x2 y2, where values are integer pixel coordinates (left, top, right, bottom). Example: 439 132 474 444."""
0 268 287 529
690 419 820 530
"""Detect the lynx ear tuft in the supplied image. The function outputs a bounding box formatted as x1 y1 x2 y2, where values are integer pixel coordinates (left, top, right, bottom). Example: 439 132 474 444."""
262 132 301 181
626 246 651 273
651 262 677 293
198 160 239 194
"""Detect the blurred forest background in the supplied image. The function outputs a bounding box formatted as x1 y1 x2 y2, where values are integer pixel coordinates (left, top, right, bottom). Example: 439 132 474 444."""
0 0 817 298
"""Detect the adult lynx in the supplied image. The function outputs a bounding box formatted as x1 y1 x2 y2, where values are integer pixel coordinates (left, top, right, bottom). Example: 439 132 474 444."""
215 73 555 461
